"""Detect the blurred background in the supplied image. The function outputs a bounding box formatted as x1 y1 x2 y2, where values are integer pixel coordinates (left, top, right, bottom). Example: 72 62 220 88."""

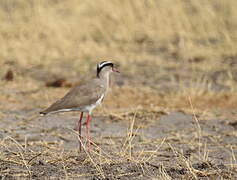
0 0 237 112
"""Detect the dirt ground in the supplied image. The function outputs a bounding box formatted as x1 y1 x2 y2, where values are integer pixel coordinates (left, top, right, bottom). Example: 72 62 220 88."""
0 107 236 179
0 57 237 179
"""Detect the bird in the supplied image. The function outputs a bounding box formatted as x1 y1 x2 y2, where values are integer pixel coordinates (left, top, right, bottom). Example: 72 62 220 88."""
40 61 119 151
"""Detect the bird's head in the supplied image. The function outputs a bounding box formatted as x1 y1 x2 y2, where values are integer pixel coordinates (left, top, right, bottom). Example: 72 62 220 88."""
97 61 119 78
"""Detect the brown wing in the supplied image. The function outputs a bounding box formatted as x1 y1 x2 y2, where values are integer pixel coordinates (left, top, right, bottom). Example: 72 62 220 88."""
41 79 105 114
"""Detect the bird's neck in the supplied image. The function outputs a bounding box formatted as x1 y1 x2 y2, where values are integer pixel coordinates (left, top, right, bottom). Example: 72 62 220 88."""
98 71 110 87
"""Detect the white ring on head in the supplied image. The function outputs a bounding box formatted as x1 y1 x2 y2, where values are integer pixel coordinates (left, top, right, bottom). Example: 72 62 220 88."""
98 61 112 69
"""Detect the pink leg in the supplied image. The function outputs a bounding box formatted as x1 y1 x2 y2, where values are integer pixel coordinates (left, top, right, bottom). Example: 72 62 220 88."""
86 114 92 151
78 112 83 151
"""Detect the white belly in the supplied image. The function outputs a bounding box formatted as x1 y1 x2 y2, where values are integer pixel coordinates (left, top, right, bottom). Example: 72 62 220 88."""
85 94 104 114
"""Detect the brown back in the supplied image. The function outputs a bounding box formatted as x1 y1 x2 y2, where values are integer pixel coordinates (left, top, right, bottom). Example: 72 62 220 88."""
41 78 106 114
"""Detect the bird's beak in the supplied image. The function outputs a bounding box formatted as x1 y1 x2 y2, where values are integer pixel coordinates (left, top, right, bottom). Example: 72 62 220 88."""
112 67 120 73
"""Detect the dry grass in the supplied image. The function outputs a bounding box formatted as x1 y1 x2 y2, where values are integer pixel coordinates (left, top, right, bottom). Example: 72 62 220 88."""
1 112 236 179
0 0 237 179
0 0 237 67
0 0 237 110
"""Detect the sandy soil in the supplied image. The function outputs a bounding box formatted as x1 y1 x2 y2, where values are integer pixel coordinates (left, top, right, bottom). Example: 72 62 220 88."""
0 109 236 179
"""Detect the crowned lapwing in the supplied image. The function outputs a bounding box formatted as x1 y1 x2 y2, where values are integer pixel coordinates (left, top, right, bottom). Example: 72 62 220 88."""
40 61 119 151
